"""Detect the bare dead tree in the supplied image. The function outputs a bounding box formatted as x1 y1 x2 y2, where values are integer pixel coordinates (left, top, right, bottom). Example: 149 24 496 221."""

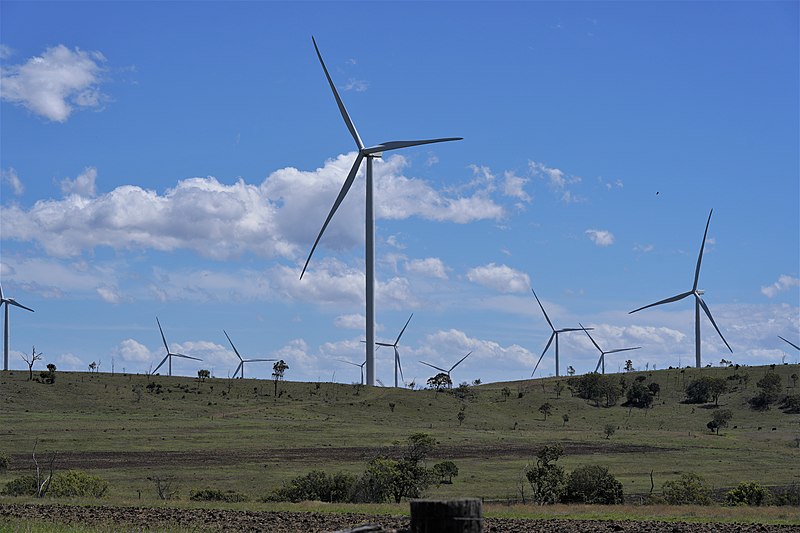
32 439 56 497
20 346 42 381
147 476 179 500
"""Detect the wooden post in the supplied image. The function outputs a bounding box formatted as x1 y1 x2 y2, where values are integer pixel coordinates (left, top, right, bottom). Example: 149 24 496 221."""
410 499 483 533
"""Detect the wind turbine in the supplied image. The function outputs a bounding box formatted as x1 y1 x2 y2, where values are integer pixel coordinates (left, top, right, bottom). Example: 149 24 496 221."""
153 317 202 376
629 209 732 368
338 358 367 385
375 313 413 388
530 288 587 378
300 37 462 387
778 335 800 351
224 330 276 379
579 323 641 374
420 351 472 385
1 283 34 371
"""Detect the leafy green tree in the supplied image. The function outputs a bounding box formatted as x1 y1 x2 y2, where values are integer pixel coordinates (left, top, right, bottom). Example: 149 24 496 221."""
725 481 771 506
500 387 511 400
625 382 654 409
562 414 569 427
647 381 661 398
40 363 56 384
538 402 553 421
790 373 799 389
272 360 289 397
685 376 727 404
662 473 712 505
366 456 431 503
197 369 210 382
707 409 733 435
604 424 616 439
269 470 356 502
757 372 783 401
553 381 564 398
524 444 565 504
405 433 436 462
624 360 634 372
563 465 624 504
432 461 459 484
427 372 451 391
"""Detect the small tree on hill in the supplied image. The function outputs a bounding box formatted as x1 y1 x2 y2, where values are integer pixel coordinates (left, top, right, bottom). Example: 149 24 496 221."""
538 402 553 421
272 360 289 398
41 363 56 384
790 373 798 389
427 372 451 391
562 414 569 427
525 444 565 504
604 424 616 439
624 360 634 372
20 346 42 381
685 376 727 405
197 369 210 382
707 409 732 435
553 381 564 398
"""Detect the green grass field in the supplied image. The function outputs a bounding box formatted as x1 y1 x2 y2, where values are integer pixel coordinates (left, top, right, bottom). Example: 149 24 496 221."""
1 364 799 508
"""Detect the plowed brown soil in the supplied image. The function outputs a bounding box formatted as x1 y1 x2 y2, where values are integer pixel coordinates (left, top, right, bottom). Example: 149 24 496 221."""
1 503 797 533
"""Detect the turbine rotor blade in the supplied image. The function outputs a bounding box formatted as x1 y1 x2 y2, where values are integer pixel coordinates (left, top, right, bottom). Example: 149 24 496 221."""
223 330 243 361
594 355 603 373
778 335 800 351
450 351 472 372
693 209 713 291
531 288 555 332
153 355 169 374
420 361 447 373
364 138 462 154
7 300 34 313
156 317 170 353
395 313 414 344
533 332 556 377
244 358 277 363
300 153 365 280
604 346 642 355
629 291 693 314
311 36 364 150
234 362 244 378
395 347 404 383
579 323 603 354
375 342 394 347
697 295 732 353
173 353 202 361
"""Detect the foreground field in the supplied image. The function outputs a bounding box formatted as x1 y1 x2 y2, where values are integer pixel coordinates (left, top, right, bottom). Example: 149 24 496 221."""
1 364 799 506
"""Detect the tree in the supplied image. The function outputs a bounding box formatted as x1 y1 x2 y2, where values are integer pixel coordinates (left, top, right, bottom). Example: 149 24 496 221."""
88 361 97 373
405 433 436 463
500 387 511 401
567 366 576 376
624 360 634 372
757 372 782 401
624 382 654 409
604 424 616 439
553 381 564 399
197 369 210 382
562 414 569 427
662 473 712 505
538 402 553 421
707 409 732 435
20 346 42 381
272 360 289 397
432 461 459 484
426 372 451 391
563 465 624 504
366 456 430 503
790 373 799 389
685 376 728 405
41 363 56 384
456 409 465 426
725 481 771 506
647 381 661 398
524 444 565 504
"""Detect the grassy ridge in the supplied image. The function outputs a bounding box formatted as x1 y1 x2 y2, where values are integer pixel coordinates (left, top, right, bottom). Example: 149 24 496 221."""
1 364 798 503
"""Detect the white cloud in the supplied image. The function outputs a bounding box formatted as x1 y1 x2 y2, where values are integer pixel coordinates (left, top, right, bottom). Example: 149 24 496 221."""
405 257 449 280
585 229 615 246
57 353 84 370
1 167 24 195
502 171 531 202
0 44 107 122
60 167 97 197
466 263 530 294
634 243 654 253
334 314 364 329
96 286 122 304
761 275 799 298
529 160 584 203
343 78 368 92
115 339 154 363
0 45 12 60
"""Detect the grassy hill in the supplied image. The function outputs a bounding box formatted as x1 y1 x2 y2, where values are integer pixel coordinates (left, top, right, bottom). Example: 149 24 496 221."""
1 364 798 503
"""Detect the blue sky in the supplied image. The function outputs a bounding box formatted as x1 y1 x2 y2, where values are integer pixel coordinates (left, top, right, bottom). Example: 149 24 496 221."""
1 1 798 384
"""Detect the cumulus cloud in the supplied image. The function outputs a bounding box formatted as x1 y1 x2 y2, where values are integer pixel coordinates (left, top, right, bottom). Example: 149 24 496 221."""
466 263 530 293
405 257 449 280
1 167 24 195
96 286 122 304
1 153 503 261
529 160 584 203
0 44 107 122
585 229 615 246
502 171 531 202
115 339 154 363
60 167 97 197
761 275 800 298
634 243 654 253
0 45 12 60
334 314 364 329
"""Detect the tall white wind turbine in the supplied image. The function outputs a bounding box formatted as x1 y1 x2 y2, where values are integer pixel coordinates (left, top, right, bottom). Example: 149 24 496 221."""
420 351 472 384
579 323 641 374
224 330 276 379
339 358 367 385
530 288 587 378
300 37 462 387
153 317 202 377
1 283 34 371
629 209 732 368
375 313 413 388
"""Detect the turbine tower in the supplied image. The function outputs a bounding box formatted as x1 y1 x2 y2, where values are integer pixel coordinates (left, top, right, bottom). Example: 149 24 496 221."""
530 288 587 378
579 323 641 374
224 330 276 379
1 283 34 371
375 313 413 388
153 317 202 377
300 37 462 386
420 351 472 384
629 209 732 368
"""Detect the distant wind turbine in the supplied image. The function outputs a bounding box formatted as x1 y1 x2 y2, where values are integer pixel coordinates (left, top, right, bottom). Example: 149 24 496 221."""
579 323 641 374
153 317 202 376
300 37 462 387
375 313 413 388
531 288 587 378
629 209 732 368
224 330 276 379
338 358 367 385
420 351 472 384
779 335 800 351
1 283 34 372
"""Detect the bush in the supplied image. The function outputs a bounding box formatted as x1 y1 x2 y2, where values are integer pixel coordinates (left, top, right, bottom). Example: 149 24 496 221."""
49 470 108 498
662 473 712 505
432 461 459 484
0 452 9 473
725 481 771 506
268 470 357 503
190 488 249 502
563 465 624 504
2 475 37 496
773 482 800 506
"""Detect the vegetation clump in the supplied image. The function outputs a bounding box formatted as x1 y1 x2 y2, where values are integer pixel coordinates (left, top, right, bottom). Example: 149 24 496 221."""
3 470 108 498
725 481 771 506
563 464 624 504
662 472 712 505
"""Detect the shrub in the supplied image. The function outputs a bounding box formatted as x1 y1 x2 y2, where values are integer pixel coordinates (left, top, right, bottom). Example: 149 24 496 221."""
2 475 37 496
725 481 771 506
190 488 249 502
563 465 624 504
773 482 800 506
268 470 357 503
0 452 9 473
432 461 459 484
662 473 712 505
525 444 565 504
49 470 108 498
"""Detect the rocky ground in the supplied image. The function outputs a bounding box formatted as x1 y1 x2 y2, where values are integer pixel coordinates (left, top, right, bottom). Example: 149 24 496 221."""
1 503 798 532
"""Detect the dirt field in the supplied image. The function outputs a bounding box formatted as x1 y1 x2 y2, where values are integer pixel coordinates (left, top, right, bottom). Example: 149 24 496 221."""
1 503 798 532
